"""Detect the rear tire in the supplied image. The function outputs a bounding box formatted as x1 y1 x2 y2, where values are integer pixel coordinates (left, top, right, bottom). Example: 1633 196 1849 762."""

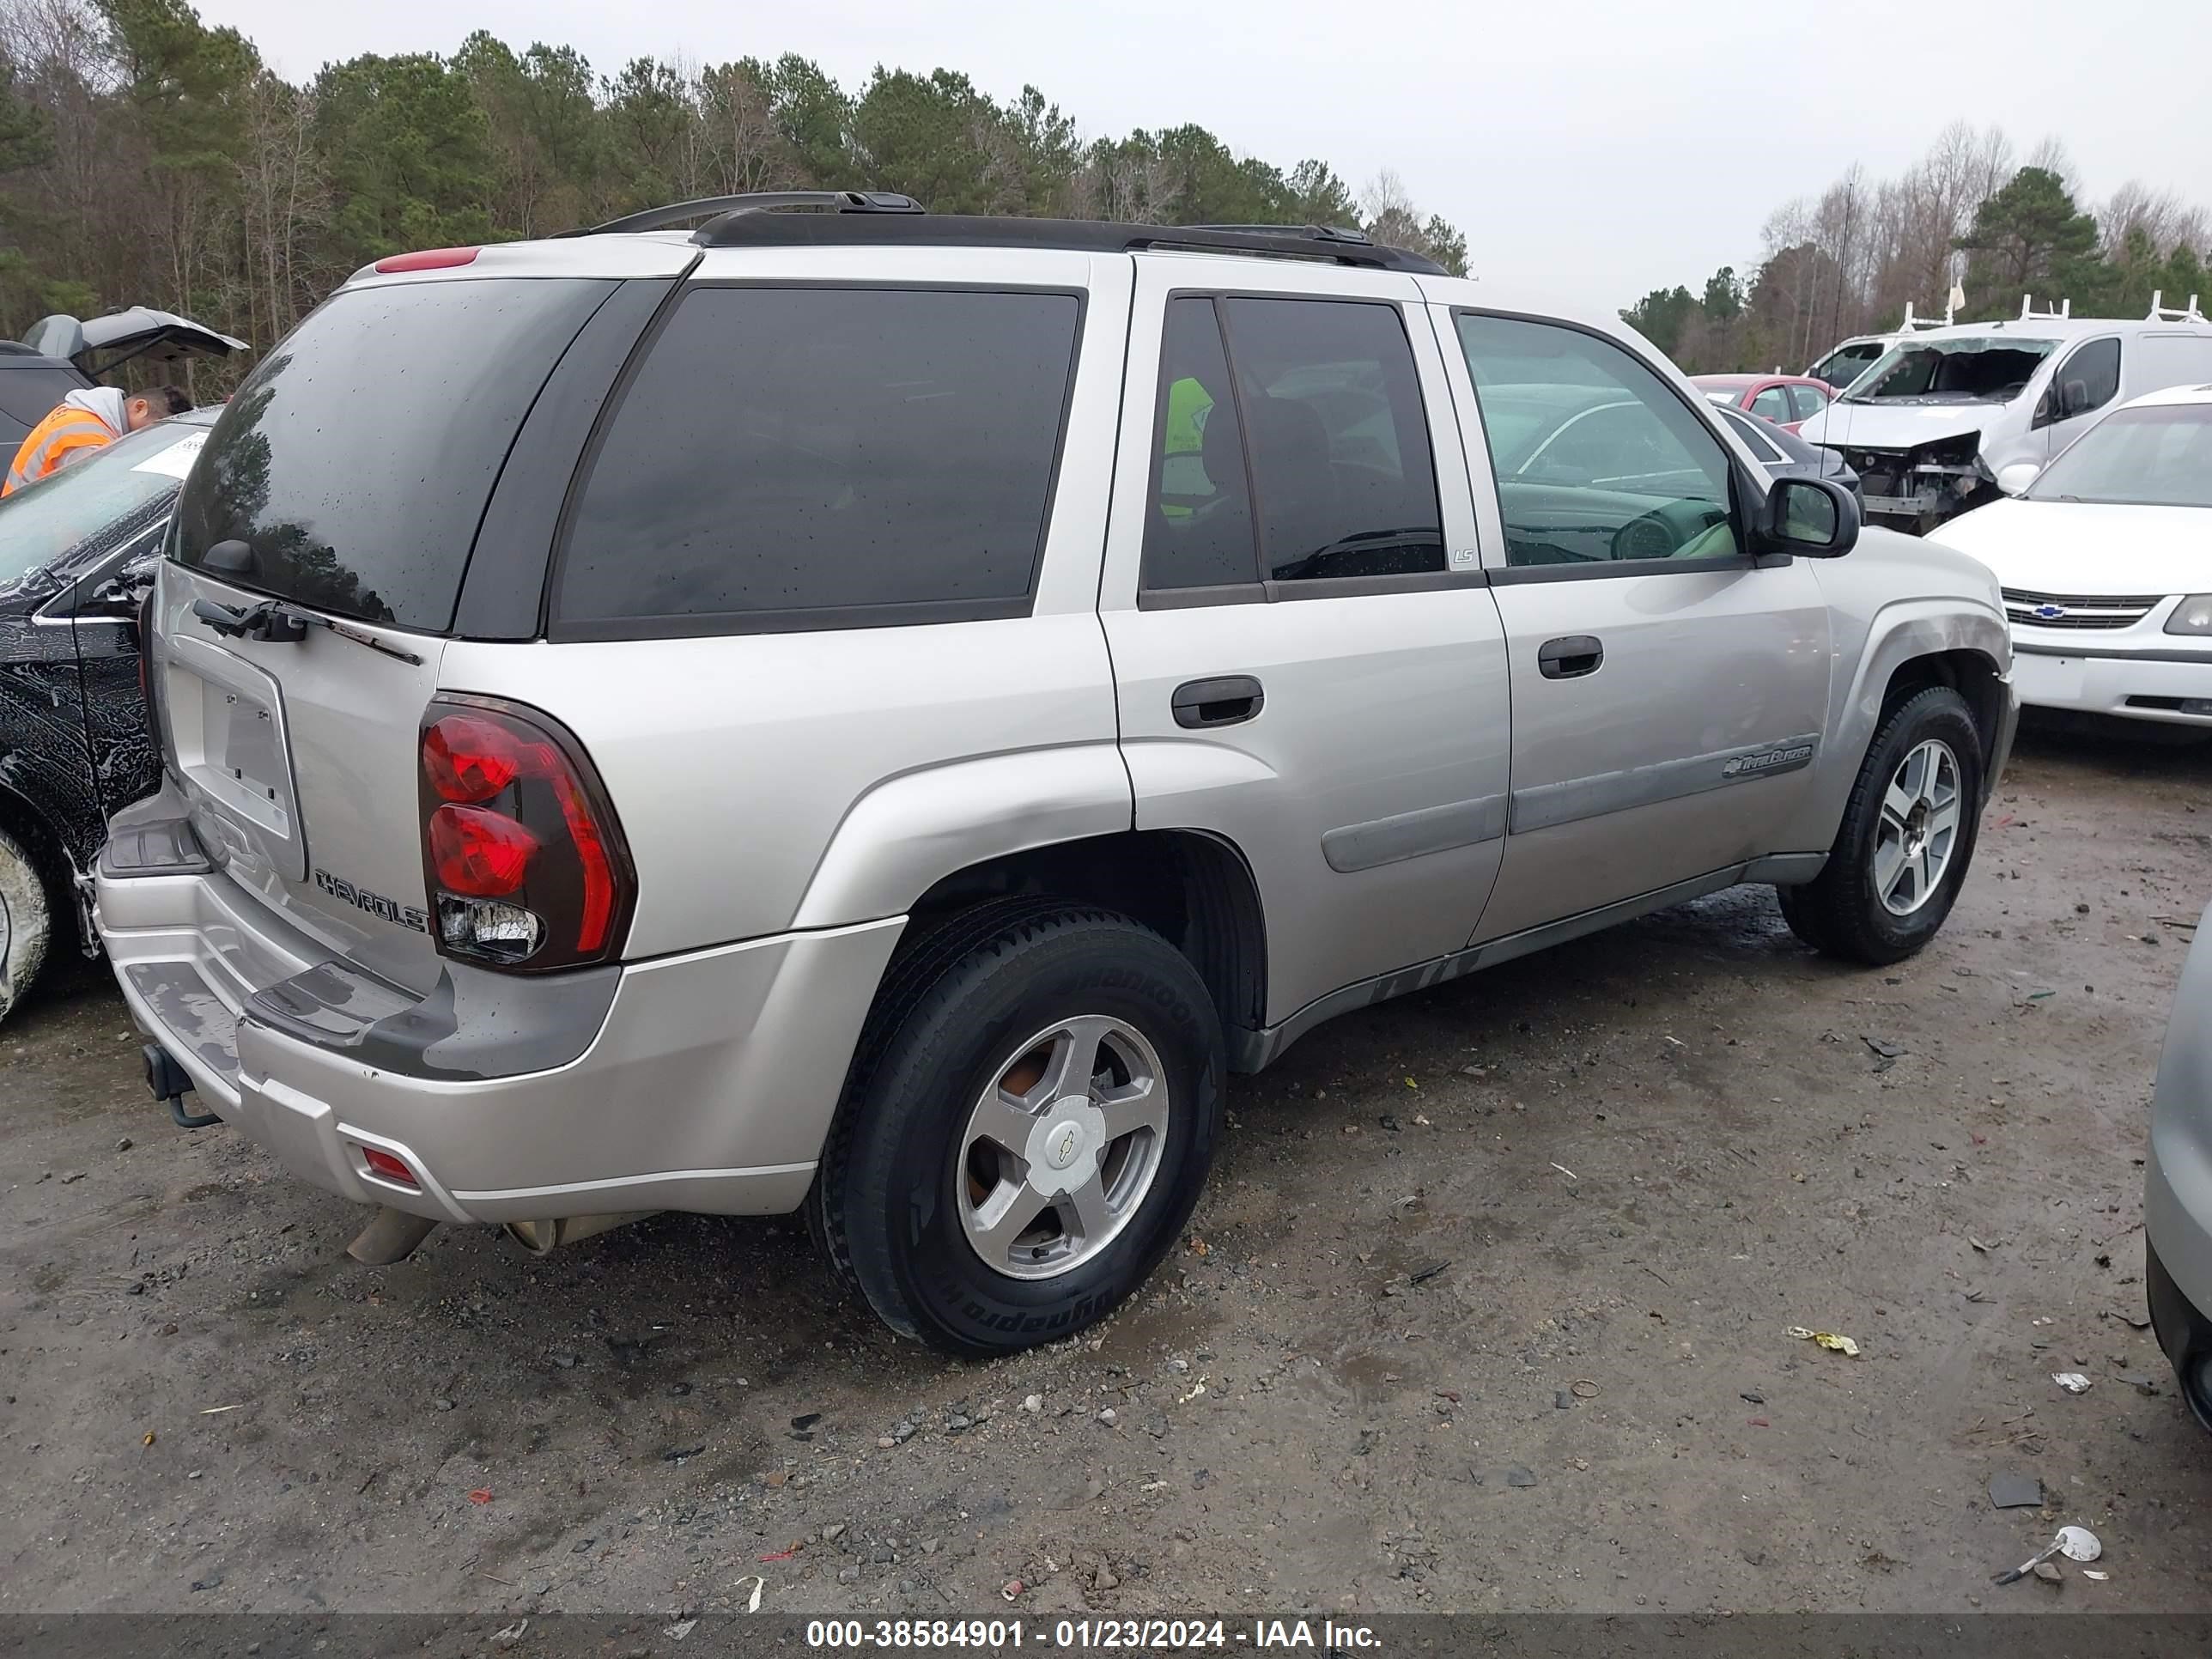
0 823 53 1027
1778 685 1983 965
811 900 1224 1356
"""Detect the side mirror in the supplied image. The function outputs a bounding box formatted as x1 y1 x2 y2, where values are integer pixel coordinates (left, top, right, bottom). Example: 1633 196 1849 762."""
1758 476 1858 558
1996 461 2040 497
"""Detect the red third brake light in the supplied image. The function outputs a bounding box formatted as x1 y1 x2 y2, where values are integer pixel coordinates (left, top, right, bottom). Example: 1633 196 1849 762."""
374 246 481 274
416 697 635 972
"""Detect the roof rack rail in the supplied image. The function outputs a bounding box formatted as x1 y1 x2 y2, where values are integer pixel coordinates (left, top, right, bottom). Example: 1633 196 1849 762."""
1187 222 1376 247
1899 299 1954 331
2148 290 2205 323
683 210 1443 272
2019 294 2072 321
558 190 924 239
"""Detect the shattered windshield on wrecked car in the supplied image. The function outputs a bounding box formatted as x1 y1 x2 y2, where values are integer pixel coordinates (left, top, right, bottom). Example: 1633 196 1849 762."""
1841 337 2058 405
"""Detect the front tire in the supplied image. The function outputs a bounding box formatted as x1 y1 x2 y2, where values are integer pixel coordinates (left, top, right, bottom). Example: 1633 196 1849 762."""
1778 685 1984 965
811 900 1224 1356
0 823 54 1027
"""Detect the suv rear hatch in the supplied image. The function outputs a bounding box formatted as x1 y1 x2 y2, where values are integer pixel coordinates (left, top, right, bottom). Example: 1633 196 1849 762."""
156 267 637 992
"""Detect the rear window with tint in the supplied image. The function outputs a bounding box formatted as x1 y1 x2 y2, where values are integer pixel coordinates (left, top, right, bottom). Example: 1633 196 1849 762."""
172 277 616 629
554 286 1082 635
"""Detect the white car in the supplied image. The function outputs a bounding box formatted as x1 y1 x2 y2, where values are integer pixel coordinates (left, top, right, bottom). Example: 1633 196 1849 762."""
1931 381 2212 728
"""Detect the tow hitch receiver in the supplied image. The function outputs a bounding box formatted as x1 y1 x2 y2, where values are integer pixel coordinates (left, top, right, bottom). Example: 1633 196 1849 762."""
143 1043 221 1128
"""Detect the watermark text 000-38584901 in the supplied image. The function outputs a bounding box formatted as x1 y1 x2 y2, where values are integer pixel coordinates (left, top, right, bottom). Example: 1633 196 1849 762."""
803 1619 1381 1650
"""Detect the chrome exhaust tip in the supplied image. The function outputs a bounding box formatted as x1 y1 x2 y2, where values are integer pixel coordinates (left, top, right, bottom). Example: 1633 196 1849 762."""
346 1206 439 1265
502 1212 653 1255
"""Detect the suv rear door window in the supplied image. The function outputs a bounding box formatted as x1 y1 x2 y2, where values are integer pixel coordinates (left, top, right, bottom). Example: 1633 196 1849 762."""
556 286 1082 635
1218 297 1443 581
173 277 617 630
1142 298 1260 592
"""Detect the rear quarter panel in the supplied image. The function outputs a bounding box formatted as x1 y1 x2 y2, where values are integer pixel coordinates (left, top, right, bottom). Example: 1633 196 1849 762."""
440 617 1130 956
1775 526 2011 853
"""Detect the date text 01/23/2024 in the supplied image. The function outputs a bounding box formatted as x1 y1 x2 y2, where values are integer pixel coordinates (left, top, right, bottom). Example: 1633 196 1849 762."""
804 1620 1382 1650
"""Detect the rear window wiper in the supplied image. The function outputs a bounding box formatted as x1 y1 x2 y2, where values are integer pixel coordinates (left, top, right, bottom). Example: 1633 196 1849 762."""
191 595 423 665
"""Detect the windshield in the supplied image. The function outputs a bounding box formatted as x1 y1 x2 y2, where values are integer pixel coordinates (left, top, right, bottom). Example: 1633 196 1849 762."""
2028 404 2212 508
1842 337 2057 405
0 418 206 590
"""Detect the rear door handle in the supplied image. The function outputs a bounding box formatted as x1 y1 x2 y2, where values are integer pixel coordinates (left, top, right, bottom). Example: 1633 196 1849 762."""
1172 676 1265 728
1537 635 1603 679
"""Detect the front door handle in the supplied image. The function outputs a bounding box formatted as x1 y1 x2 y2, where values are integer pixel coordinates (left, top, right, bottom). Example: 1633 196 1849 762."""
1537 635 1603 679
1172 675 1265 728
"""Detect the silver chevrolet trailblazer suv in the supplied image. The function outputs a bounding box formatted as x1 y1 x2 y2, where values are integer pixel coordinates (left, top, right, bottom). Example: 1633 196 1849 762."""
97 193 2017 1354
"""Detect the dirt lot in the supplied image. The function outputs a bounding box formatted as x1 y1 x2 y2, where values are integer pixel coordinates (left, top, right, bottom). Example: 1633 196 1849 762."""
5 721 2212 1619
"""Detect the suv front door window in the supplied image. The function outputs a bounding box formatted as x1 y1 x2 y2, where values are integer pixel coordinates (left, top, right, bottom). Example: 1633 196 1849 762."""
1457 313 1738 568
1448 309 1831 931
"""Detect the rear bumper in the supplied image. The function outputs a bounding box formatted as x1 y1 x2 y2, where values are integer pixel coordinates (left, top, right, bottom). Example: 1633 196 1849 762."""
2012 643 2212 726
94 793 903 1224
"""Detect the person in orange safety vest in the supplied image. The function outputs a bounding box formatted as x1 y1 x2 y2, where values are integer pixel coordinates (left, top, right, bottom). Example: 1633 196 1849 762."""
3 385 191 496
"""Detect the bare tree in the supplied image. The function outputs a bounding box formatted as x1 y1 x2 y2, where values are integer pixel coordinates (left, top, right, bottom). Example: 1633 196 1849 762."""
2100 179 2211 258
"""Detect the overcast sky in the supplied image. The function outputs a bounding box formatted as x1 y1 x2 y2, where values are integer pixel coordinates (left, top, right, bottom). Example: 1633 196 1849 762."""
200 0 2212 314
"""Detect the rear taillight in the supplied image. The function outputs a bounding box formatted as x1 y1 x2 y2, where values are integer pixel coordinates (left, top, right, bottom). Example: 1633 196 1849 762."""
416 696 634 971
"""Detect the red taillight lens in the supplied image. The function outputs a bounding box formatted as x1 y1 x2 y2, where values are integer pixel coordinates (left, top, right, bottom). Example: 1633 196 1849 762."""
428 803 538 896
417 699 635 973
423 714 526 803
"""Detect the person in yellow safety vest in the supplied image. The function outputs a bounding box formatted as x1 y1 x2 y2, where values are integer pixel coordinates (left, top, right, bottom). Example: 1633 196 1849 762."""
1159 375 1216 518
3 385 191 496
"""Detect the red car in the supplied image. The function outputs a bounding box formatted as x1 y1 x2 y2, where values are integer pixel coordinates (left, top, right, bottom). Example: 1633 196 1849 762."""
1690 374 1832 434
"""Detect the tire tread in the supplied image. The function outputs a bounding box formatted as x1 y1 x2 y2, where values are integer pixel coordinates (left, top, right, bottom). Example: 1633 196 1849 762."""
1778 684 1980 965
807 898 1137 1321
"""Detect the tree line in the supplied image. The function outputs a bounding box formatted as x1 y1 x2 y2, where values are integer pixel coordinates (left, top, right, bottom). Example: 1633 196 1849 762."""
1623 123 2212 375
0 0 1469 394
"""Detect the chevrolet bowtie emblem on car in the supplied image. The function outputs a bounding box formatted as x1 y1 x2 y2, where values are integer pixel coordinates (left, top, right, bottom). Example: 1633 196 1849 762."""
2033 604 2068 620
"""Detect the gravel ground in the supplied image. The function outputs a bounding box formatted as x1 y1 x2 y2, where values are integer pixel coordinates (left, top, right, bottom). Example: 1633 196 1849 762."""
4 720 2211 1618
